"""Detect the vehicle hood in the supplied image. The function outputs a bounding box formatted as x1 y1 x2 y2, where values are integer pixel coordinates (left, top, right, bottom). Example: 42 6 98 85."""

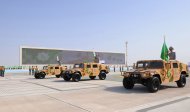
66 68 81 73
124 69 157 73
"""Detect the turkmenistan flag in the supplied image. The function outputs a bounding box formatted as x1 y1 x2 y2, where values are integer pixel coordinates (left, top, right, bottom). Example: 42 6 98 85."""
160 40 169 61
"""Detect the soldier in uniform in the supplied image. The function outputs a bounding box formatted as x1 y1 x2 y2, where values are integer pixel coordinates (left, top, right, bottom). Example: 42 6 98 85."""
32 66 35 75
29 66 32 75
94 54 100 63
168 46 176 60
35 66 38 74
2 66 5 77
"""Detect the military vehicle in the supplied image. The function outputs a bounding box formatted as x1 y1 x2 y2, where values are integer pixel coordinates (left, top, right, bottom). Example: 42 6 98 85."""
62 63 109 82
34 65 67 79
122 60 189 93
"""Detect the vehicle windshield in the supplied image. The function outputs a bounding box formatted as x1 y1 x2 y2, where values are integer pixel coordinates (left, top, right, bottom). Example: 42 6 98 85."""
137 61 163 69
43 66 48 70
73 63 84 68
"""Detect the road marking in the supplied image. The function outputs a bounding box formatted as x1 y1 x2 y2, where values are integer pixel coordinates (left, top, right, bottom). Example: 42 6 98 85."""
21 80 63 91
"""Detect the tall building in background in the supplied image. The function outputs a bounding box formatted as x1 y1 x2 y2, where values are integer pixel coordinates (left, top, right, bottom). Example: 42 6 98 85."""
20 46 125 65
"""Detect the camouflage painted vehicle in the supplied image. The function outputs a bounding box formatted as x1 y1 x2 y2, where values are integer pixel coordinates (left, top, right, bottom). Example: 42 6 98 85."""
62 63 109 82
122 60 189 93
34 65 67 79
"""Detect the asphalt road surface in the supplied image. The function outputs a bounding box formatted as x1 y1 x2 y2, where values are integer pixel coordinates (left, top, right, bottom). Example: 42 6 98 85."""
0 72 190 112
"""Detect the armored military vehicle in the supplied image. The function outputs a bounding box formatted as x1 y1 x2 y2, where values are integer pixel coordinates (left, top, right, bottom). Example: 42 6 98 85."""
34 65 67 79
122 60 189 92
62 63 109 82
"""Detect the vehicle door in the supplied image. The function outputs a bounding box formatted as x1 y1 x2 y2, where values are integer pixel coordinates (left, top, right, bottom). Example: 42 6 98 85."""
165 62 172 83
54 67 60 75
172 62 180 81
42 66 48 73
50 66 54 75
92 64 99 76
85 64 92 76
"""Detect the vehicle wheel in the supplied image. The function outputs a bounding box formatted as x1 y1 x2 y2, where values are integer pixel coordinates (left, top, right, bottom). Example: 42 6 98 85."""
72 73 81 82
63 73 72 81
147 77 160 93
34 73 40 79
176 75 186 88
55 75 61 78
89 76 96 80
123 77 134 89
39 72 46 79
99 72 106 80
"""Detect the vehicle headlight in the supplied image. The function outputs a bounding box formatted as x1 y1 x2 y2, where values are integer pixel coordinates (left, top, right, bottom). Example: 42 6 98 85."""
141 72 151 78
150 72 155 75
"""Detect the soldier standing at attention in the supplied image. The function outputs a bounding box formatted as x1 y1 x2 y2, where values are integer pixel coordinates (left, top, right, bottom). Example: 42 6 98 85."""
2 66 5 77
168 46 176 60
29 66 32 75
32 66 35 75
35 66 38 74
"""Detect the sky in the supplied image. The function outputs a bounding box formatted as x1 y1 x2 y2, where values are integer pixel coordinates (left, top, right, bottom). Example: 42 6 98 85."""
0 0 190 66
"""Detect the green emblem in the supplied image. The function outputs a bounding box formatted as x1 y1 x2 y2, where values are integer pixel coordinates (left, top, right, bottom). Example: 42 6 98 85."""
167 69 171 78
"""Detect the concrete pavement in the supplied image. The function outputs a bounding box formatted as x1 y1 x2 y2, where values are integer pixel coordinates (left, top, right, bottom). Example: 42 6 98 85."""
0 72 189 112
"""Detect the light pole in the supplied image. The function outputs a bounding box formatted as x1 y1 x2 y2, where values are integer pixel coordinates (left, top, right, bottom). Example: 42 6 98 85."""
125 41 128 67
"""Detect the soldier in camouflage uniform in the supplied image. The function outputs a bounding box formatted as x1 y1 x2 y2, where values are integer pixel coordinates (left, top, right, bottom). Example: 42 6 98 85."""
94 54 100 63
168 46 176 60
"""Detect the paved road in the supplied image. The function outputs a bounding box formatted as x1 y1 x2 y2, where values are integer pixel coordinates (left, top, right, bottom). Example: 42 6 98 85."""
0 73 189 112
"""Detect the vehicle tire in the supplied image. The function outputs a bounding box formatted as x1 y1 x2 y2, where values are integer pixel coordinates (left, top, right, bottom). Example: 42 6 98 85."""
55 75 61 78
123 77 134 89
176 75 186 88
63 73 72 81
34 73 40 79
39 72 46 79
89 76 96 80
147 77 160 93
99 71 106 80
72 73 81 82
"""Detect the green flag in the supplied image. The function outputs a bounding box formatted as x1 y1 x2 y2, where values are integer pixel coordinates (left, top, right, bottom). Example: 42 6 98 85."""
160 40 168 61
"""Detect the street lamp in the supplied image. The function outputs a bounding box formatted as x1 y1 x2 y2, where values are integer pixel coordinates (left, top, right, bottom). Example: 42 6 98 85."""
125 41 128 67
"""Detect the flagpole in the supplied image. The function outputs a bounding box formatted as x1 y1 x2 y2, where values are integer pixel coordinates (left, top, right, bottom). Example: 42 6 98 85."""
125 41 128 67
164 35 166 59
164 35 166 61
